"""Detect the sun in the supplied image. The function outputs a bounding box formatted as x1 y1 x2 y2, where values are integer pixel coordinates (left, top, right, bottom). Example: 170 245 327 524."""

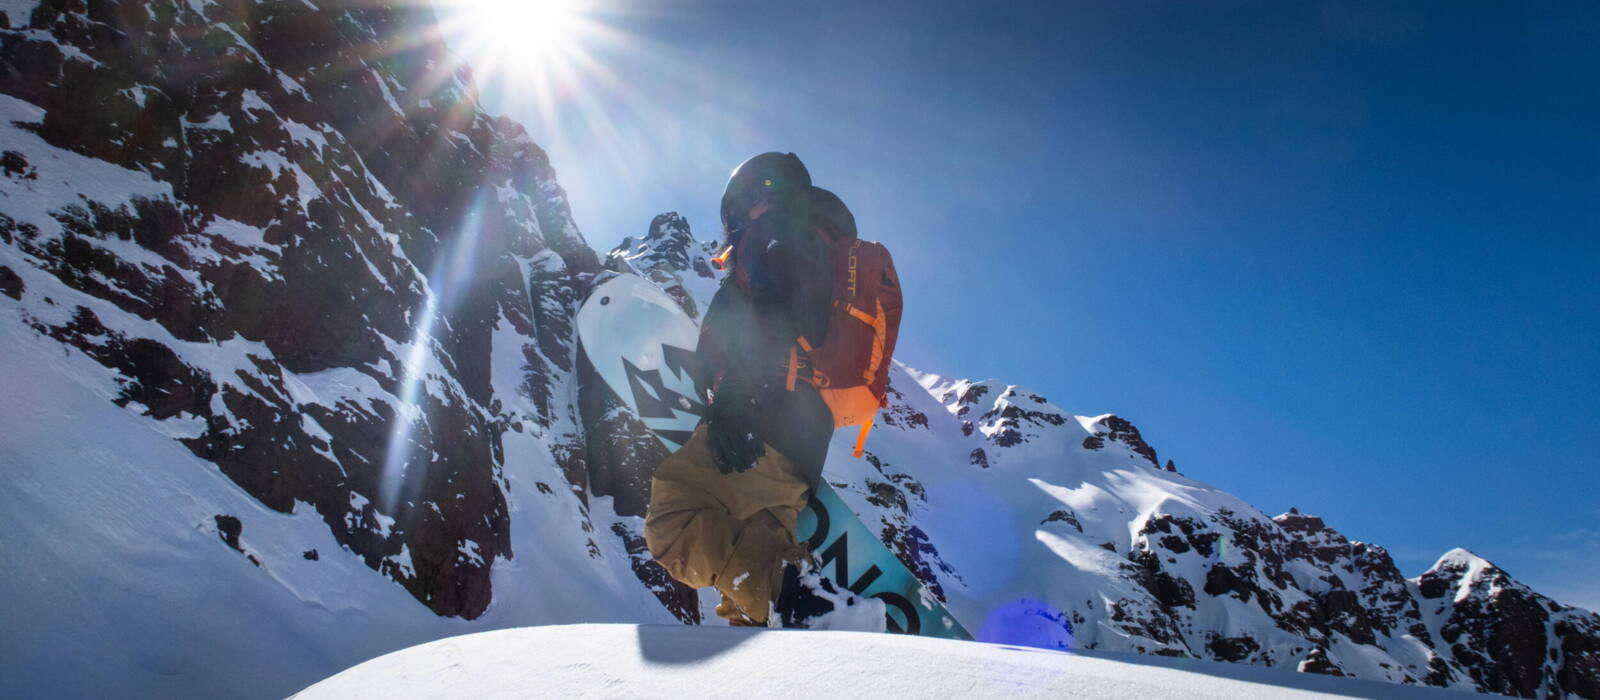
434 0 617 108
450 0 587 69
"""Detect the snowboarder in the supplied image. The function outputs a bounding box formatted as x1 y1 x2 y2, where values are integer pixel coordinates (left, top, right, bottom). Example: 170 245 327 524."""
643 152 852 627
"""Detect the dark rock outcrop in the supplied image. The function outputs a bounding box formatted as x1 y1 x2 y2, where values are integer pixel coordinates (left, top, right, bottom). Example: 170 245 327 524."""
0 0 602 619
1080 414 1160 468
1418 550 1600 699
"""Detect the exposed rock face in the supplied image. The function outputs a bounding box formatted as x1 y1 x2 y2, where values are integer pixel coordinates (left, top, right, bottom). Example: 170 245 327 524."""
0 0 600 619
1417 549 1600 699
1080 414 1160 468
1116 504 1600 698
897 368 1596 697
856 450 959 603
923 378 1068 446
609 213 697 280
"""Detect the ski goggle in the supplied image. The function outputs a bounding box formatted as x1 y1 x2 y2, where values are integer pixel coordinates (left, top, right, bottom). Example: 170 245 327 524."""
721 187 765 238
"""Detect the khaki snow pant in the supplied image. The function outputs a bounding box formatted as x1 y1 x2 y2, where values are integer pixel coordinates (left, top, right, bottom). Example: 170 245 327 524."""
644 425 812 626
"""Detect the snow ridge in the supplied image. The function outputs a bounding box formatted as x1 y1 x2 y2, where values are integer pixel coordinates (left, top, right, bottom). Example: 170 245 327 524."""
294 624 1482 700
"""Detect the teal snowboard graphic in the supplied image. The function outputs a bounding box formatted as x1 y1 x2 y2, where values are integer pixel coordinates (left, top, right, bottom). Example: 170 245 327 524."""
577 273 970 640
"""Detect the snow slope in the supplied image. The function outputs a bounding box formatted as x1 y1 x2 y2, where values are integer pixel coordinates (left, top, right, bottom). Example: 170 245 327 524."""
0 270 676 699
293 624 1485 699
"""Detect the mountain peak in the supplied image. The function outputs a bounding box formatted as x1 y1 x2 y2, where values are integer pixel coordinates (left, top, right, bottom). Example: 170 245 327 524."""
604 213 721 318
1410 547 1600 698
649 211 692 240
1273 509 1330 534
1428 547 1496 579
612 212 695 269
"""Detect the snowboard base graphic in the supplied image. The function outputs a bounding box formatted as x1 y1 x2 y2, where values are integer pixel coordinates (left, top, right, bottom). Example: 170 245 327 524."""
577 274 969 640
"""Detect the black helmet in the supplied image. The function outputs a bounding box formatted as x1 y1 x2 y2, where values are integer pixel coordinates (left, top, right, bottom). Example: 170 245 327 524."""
721 152 811 238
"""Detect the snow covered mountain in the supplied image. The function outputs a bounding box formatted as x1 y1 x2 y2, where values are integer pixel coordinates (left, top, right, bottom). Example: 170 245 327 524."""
0 2 1595 699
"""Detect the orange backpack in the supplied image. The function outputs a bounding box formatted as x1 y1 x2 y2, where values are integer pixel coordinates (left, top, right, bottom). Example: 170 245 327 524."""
786 235 903 458
711 192 903 457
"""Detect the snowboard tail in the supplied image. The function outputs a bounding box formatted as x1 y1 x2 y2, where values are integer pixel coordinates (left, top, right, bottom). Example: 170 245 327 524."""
798 486 965 637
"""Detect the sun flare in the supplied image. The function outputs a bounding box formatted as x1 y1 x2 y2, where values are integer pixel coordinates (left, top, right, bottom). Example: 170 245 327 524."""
450 0 587 70
433 0 629 125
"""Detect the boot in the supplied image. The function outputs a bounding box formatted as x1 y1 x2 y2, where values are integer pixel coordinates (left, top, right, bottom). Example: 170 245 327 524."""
773 559 836 629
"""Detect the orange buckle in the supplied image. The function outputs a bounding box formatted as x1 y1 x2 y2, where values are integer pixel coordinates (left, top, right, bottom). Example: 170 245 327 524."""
711 245 734 271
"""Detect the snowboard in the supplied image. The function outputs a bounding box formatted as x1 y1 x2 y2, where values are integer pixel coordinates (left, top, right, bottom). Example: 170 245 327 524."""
577 273 970 640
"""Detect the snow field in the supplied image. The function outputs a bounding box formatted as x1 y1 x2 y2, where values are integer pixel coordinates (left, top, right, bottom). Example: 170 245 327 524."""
293 624 1488 699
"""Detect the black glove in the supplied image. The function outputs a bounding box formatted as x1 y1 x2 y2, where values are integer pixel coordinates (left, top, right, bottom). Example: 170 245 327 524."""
705 380 766 474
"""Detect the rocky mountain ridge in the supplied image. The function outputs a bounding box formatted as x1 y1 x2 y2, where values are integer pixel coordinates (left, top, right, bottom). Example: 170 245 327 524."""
0 2 1595 699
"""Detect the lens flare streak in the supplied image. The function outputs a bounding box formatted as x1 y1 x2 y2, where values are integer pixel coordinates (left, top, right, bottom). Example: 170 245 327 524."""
378 197 489 512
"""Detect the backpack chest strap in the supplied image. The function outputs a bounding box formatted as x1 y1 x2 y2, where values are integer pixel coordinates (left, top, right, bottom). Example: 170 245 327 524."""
784 336 818 392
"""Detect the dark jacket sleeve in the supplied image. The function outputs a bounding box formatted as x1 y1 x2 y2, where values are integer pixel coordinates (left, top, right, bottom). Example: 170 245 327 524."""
696 282 762 400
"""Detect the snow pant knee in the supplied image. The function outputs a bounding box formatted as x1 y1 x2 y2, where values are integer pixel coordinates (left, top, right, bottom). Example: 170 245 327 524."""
644 425 811 625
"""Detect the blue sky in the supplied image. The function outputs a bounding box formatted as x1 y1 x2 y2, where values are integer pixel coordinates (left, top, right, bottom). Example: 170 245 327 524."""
442 0 1600 608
